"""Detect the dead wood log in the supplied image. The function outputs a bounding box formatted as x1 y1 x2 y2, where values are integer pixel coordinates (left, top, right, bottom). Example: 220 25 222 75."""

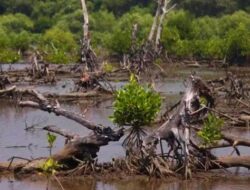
0 85 16 95
0 84 112 102
142 75 215 178
0 75 11 89
43 125 76 140
221 134 250 147
1 88 124 174
75 71 113 93
210 156 250 169
19 101 97 131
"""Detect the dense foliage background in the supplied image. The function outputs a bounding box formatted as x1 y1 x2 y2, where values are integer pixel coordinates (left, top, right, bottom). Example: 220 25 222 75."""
0 0 249 64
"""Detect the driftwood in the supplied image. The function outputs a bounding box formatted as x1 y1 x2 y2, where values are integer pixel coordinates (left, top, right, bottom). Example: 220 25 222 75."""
142 75 214 178
0 85 112 102
0 75 11 89
142 75 250 178
1 88 124 174
26 50 57 83
75 71 114 93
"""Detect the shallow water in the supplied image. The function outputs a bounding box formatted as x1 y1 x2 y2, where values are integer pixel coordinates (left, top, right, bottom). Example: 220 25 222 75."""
1 176 250 190
0 63 30 72
0 99 126 163
17 79 76 94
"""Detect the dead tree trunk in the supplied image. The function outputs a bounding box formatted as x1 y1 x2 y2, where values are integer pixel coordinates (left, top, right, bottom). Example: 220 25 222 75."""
79 0 97 72
142 75 250 178
142 75 214 178
148 0 162 42
124 0 176 74
155 0 176 53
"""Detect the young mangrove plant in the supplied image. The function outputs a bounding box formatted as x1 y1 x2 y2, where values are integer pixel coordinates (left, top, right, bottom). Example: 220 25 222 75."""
41 133 64 190
198 113 224 146
110 74 161 149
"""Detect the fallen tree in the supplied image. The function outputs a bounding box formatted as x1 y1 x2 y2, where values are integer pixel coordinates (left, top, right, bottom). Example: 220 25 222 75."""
0 88 123 175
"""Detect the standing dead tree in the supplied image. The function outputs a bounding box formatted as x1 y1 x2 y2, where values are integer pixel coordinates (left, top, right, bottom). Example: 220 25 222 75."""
141 75 250 178
26 50 56 84
142 75 214 178
72 0 115 93
79 0 98 72
123 0 176 74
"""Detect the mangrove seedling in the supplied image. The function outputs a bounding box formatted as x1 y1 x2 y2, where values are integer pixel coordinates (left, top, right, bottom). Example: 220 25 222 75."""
40 132 64 190
198 113 224 146
110 74 161 148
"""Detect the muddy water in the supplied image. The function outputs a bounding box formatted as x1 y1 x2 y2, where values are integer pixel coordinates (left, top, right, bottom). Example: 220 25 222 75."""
1 176 250 190
1 64 250 189
0 99 126 163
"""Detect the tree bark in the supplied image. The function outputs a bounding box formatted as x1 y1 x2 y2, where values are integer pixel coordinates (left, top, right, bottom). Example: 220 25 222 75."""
211 156 250 169
148 0 162 42
80 0 90 49
155 0 176 52
79 0 97 72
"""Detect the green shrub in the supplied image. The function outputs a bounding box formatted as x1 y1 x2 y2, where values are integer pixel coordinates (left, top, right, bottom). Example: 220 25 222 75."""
110 74 161 128
109 10 153 54
42 27 78 64
102 61 115 72
0 28 10 48
0 49 20 63
44 50 72 64
166 10 194 40
205 38 225 59
0 13 33 32
43 27 77 52
197 113 224 146
33 16 54 33
90 10 116 32
225 23 250 62
10 31 32 51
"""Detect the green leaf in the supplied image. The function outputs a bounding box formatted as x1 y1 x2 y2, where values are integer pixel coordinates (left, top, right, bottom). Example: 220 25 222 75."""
40 157 61 175
47 132 56 147
110 74 161 128
197 113 224 146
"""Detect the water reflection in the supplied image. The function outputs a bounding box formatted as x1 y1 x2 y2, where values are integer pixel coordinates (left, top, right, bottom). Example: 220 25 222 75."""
0 99 112 161
1 177 250 190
